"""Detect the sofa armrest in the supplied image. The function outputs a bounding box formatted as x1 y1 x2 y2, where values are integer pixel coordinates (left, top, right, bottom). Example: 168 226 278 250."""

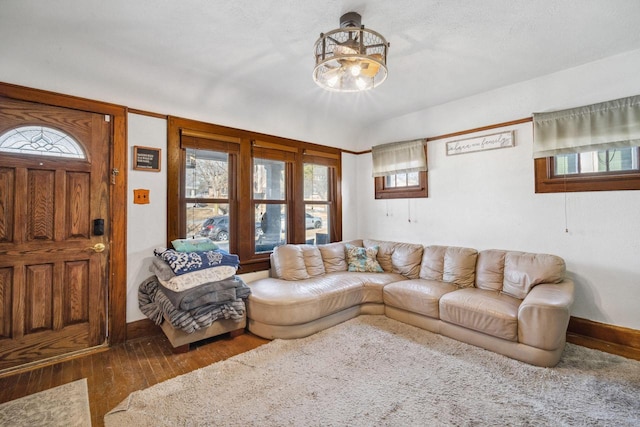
517 279 575 351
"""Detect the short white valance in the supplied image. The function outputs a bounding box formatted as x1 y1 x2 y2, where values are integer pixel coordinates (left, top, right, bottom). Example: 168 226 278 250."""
532 95 640 159
371 139 427 177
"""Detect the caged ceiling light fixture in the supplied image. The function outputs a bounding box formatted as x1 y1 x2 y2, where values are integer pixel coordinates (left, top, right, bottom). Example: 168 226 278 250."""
313 12 390 92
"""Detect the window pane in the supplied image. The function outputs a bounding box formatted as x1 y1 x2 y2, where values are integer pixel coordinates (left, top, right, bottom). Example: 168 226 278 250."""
304 164 328 201
396 173 407 187
554 154 578 175
185 203 230 252
579 151 598 173
184 148 231 253
186 149 228 199
254 158 285 200
608 147 637 172
385 175 396 187
255 203 286 253
305 204 329 245
407 172 419 186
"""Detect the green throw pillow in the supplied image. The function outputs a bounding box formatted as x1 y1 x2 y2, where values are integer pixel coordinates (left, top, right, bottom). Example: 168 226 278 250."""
345 243 383 273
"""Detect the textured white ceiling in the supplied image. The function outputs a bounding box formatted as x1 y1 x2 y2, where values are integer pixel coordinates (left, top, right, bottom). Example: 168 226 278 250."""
2 0 640 146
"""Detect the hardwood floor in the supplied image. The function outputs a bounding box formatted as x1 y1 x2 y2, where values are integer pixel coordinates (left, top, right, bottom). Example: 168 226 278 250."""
0 331 269 427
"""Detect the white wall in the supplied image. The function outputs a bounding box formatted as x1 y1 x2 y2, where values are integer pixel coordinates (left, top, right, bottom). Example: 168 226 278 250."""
341 152 360 241
355 49 640 330
126 114 168 322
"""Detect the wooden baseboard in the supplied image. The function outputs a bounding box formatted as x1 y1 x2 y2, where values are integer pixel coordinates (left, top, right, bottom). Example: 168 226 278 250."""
126 318 163 341
567 316 640 361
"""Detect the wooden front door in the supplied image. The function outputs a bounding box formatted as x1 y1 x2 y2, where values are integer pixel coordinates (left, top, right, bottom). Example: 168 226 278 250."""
0 96 110 370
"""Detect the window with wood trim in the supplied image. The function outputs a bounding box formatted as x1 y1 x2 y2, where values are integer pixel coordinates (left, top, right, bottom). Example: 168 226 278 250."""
167 117 342 272
375 170 428 199
533 95 640 193
303 150 340 244
185 148 235 251
253 153 291 254
534 147 640 193
372 140 428 199
304 163 331 245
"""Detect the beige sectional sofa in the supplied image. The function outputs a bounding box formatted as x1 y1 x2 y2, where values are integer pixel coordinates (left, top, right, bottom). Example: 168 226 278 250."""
246 239 574 367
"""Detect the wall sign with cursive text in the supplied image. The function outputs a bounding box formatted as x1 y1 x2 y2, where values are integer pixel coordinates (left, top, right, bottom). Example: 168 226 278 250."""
446 131 514 156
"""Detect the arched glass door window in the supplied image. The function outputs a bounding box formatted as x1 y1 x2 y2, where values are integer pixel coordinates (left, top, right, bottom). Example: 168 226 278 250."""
0 125 86 159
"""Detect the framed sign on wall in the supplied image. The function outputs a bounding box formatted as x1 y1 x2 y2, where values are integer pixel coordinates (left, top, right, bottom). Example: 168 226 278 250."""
446 130 514 156
133 145 161 171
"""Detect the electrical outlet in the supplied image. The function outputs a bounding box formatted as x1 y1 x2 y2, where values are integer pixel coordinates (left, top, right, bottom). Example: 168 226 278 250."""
133 189 150 204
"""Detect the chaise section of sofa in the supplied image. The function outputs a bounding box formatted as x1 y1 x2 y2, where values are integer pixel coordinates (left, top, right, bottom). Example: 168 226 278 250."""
247 241 408 339
246 239 574 367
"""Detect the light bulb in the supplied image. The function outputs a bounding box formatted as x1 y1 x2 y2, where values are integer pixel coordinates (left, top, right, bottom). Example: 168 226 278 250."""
350 64 362 76
356 77 367 90
327 75 339 87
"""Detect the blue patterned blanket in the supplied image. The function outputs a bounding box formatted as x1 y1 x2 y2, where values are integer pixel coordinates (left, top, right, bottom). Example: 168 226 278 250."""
154 248 239 276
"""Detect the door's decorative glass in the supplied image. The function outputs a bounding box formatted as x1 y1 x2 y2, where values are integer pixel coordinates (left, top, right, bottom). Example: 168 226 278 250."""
0 126 85 159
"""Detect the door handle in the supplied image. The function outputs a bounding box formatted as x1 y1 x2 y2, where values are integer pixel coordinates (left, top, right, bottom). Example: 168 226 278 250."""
89 243 106 253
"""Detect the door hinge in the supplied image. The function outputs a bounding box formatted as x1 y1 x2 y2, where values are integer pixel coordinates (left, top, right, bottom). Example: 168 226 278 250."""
111 168 119 184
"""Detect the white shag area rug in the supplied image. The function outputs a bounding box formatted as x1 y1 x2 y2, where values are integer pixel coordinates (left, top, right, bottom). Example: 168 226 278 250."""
0 378 91 427
105 316 640 426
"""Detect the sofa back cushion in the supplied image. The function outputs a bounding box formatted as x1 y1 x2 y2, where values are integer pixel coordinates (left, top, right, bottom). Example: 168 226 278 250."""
420 245 477 287
317 240 363 273
502 251 566 299
363 239 424 279
475 249 506 291
271 245 310 280
476 249 566 298
300 244 326 277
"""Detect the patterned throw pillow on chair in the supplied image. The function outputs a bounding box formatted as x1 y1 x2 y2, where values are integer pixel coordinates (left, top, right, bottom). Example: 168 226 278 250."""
345 243 384 272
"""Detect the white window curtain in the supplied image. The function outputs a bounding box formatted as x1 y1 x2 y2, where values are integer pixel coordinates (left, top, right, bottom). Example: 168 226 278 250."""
371 139 427 177
532 94 640 159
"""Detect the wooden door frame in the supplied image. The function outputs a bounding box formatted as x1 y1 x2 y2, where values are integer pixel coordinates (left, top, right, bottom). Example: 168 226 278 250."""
0 82 128 345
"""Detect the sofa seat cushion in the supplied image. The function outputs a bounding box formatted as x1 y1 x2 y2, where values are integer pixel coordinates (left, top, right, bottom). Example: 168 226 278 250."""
247 272 402 326
439 288 521 341
329 271 406 303
355 271 407 288
383 279 458 319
